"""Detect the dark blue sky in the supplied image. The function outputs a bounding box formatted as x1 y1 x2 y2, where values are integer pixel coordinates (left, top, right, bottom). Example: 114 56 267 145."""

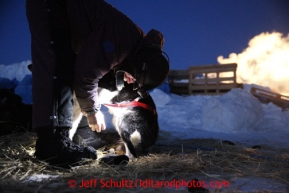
0 0 288 69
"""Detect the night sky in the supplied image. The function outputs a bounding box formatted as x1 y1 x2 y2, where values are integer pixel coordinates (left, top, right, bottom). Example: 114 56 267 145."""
0 0 289 69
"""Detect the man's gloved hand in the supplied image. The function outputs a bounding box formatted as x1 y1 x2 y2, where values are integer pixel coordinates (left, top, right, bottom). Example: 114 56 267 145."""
85 111 106 132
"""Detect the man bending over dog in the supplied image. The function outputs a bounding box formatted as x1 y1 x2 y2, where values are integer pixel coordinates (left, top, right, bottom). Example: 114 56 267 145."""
26 0 169 167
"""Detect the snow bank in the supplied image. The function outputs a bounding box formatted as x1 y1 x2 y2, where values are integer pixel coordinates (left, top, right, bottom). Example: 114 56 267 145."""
150 88 171 107
256 102 289 132
15 74 32 104
202 88 264 132
0 60 31 82
155 86 289 147
25 174 58 182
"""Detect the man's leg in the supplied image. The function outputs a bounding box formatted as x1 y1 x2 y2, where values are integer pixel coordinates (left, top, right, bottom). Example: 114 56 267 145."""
26 0 96 167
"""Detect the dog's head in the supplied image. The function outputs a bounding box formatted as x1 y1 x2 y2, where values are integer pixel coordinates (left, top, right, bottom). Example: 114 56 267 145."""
111 83 140 103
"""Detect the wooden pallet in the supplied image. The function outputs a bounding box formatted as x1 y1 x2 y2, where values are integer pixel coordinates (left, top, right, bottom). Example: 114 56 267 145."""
168 69 189 95
189 63 239 95
250 87 289 109
168 63 242 95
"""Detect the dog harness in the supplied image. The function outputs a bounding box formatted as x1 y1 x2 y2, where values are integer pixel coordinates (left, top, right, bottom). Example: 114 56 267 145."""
103 99 156 114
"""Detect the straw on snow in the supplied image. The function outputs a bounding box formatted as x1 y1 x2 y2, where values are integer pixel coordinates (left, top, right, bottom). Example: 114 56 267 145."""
0 131 288 192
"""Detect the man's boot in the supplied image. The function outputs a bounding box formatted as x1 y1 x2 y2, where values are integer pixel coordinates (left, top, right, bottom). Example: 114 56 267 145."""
34 127 97 167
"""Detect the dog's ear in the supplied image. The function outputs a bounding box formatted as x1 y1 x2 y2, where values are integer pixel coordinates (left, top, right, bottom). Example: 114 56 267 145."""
98 70 117 91
28 64 33 72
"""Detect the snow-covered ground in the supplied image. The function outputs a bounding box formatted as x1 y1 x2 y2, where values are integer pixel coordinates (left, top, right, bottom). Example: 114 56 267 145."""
151 87 289 148
1 61 289 192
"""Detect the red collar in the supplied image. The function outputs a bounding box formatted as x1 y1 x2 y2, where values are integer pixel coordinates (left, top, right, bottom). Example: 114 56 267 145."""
103 99 156 114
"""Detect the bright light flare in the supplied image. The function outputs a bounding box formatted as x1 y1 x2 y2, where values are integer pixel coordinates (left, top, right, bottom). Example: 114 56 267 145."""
217 32 289 95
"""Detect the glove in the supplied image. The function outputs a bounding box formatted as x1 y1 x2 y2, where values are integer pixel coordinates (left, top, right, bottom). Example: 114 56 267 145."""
85 111 106 133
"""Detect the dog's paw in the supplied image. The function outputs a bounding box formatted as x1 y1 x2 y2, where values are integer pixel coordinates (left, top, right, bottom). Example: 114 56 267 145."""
99 154 129 165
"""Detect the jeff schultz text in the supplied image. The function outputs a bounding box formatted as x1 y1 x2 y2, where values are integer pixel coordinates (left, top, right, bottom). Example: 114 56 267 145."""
71 178 230 189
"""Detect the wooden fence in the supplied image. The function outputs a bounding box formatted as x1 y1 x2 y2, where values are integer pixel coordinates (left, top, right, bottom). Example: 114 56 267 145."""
250 87 289 109
168 63 242 95
168 69 189 95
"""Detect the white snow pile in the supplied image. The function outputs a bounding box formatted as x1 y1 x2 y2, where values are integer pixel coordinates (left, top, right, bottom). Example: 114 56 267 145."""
150 87 289 148
202 88 264 133
0 61 32 104
0 60 31 82
25 174 58 183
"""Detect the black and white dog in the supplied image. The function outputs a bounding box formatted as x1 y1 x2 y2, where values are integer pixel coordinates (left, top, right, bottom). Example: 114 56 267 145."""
70 82 159 159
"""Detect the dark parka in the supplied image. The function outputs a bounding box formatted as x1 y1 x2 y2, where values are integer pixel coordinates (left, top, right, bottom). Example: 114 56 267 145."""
26 0 144 130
